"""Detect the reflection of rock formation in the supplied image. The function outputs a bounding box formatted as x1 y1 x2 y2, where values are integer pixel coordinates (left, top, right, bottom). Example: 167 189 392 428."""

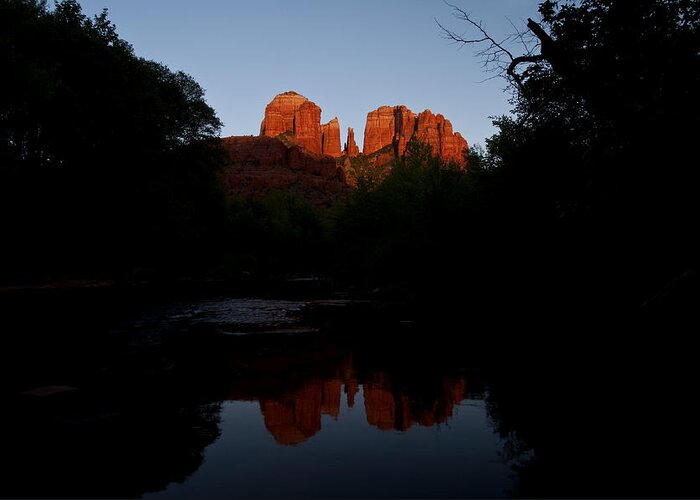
220 334 470 446
363 374 468 432
364 376 411 431
345 381 359 407
261 383 322 445
260 379 349 445
257 370 468 444
322 379 342 418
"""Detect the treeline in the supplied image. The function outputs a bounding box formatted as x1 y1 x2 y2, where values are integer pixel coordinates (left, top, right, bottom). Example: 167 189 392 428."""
3 0 698 325
0 0 477 289
259 0 700 322
1 0 226 282
464 0 700 323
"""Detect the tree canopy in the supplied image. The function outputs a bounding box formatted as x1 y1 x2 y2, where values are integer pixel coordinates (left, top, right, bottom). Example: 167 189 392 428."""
0 0 225 281
441 0 700 315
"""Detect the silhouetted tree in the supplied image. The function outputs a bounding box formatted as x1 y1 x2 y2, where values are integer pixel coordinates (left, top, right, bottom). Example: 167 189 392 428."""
439 0 700 316
222 191 331 278
0 0 225 282
333 138 471 293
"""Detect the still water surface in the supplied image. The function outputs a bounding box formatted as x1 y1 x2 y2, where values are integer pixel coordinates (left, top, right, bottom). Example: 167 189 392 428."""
146 389 512 499
2 295 526 498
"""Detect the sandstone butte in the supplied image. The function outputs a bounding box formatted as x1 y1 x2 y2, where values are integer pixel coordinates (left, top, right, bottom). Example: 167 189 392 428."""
259 91 341 157
363 105 468 166
320 117 342 157
257 91 467 165
220 91 469 204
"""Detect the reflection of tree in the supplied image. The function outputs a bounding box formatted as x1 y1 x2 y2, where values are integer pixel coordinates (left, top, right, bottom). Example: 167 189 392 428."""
435 0 700 493
0 290 231 499
483 360 700 498
2 394 222 498
364 373 468 432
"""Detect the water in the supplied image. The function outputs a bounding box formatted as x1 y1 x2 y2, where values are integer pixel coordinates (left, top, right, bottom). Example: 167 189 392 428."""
146 393 512 499
0 294 525 498
3 292 699 498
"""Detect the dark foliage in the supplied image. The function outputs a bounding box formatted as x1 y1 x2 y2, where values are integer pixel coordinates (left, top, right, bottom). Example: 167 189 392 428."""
0 0 225 282
332 139 472 296
446 0 700 321
221 191 331 279
441 1 700 496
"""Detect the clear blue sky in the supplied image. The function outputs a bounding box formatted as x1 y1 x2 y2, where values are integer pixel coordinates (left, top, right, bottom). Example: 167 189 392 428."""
77 0 543 148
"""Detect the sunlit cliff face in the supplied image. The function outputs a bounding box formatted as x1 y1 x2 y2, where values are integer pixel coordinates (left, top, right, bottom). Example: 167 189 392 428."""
257 90 469 166
259 91 340 157
220 90 471 204
363 105 468 166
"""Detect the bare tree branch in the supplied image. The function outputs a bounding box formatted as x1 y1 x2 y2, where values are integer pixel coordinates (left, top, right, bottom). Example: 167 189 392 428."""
436 1 549 95
475 74 505 84
437 1 516 59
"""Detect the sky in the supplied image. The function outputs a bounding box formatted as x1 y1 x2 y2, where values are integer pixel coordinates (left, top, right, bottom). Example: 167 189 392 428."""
77 0 543 149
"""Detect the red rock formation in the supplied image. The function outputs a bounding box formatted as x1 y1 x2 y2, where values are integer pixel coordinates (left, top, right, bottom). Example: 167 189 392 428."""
224 93 470 204
361 105 468 168
393 105 417 157
416 110 468 165
363 106 395 155
259 91 308 138
259 91 323 155
321 117 342 157
416 109 442 155
294 100 323 154
220 135 349 206
447 132 468 164
344 127 360 157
